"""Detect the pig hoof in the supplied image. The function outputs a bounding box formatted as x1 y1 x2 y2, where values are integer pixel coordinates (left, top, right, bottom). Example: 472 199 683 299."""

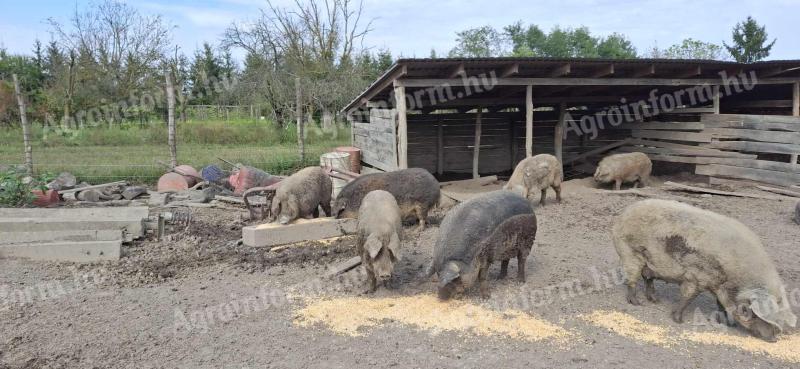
626 294 642 306
480 291 491 299
671 310 684 324
646 294 659 303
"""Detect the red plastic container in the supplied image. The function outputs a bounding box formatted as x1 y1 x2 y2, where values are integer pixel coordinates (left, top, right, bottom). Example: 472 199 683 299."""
32 189 60 207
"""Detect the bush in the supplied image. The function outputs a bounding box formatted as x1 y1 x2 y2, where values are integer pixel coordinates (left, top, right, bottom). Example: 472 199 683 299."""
0 168 53 207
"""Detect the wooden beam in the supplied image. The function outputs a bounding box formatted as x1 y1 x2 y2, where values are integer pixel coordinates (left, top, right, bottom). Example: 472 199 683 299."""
590 64 615 78
500 63 520 78
525 85 533 157
706 140 800 155
345 65 407 113
563 139 631 166
555 102 566 164
676 66 702 78
632 64 656 78
618 146 758 159
706 128 800 145
712 85 721 114
437 119 444 176
664 181 787 200
549 63 571 77
724 100 793 109
394 83 408 169
631 130 712 143
448 63 466 79
641 154 799 173
695 165 800 188
399 77 800 88
793 82 799 117
472 109 483 179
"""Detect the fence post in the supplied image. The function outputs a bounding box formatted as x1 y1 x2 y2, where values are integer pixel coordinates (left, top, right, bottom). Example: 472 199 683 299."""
12 74 33 175
296 77 305 164
165 72 178 168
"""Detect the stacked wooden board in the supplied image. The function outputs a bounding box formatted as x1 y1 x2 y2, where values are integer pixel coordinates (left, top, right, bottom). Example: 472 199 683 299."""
615 114 800 187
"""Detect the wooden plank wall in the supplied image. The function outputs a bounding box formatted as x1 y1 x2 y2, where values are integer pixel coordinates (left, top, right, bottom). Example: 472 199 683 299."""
614 113 800 187
406 111 630 176
353 109 398 172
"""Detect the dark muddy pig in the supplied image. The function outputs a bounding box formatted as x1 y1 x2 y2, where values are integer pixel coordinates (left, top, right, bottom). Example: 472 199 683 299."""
333 168 439 229
429 191 535 300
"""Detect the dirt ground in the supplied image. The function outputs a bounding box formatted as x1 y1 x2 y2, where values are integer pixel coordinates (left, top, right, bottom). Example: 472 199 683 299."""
2 175 799 369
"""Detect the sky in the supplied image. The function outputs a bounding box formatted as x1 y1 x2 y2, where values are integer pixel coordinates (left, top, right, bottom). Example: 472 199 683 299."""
1 0 798 63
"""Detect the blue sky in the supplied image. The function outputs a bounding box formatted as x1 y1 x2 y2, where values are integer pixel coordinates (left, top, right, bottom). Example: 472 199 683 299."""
1 0 798 62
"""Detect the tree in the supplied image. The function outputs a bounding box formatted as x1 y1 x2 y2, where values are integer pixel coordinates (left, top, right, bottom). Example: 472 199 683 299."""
724 16 776 63
597 33 637 59
448 26 506 57
223 0 373 126
502 22 636 59
648 38 727 60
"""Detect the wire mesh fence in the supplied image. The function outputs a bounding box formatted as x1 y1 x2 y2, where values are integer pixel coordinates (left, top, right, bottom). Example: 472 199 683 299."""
0 115 351 183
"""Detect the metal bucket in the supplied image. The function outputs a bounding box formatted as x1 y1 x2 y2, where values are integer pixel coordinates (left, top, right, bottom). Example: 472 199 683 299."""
320 152 351 197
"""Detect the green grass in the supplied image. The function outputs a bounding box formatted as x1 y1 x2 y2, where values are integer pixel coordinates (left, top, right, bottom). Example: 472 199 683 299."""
0 119 351 183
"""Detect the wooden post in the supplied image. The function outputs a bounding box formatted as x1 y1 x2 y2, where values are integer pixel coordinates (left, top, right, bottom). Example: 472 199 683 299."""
12 74 33 174
712 85 721 114
793 83 799 165
508 118 516 169
525 85 533 157
165 72 178 168
436 118 444 176
394 82 408 169
296 77 305 164
472 108 483 179
555 102 566 164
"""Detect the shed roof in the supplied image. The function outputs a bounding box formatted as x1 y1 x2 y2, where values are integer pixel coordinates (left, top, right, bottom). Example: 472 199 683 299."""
344 57 800 113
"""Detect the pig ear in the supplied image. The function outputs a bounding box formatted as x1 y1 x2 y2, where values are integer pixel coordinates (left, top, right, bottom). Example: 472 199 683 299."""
437 261 461 288
365 235 382 259
387 233 401 261
742 289 787 330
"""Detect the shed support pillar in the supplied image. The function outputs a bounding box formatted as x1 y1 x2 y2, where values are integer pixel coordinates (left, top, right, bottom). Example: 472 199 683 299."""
525 85 533 157
472 108 483 179
555 102 566 165
394 82 408 169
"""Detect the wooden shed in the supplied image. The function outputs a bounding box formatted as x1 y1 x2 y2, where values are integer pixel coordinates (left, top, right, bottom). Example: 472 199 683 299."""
343 58 800 187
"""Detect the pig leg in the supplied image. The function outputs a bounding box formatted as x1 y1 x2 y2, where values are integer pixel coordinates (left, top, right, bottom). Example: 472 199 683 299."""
478 262 491 299
553 185 562 203
672 282 700 323
614 179 622 191
413 205 426 231
365 268 378 293
499 260 509 279
320 201 332 217
517 248 529 282
622 258 645 305
642 266 659 303
539 189 547 206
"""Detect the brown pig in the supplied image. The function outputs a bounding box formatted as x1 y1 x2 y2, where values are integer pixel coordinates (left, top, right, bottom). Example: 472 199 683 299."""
356 190 403 292
594 152 652 190
270 167 332 224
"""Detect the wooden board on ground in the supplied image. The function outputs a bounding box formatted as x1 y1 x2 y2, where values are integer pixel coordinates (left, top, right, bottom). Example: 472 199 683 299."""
663 181 785 200
756 186 800 198
695 164 800 188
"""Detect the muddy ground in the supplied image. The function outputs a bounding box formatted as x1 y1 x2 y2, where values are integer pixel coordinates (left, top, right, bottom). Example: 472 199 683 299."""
1 175 799 369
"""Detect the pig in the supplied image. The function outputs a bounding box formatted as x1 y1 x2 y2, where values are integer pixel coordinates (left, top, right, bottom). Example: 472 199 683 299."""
795 202 799 225
613 199 797 342
270 166 332 224
504 154 563 205
429 191 535 300
356 190 403 292
479 213 538 284
594 152 652 191
333 168 439 230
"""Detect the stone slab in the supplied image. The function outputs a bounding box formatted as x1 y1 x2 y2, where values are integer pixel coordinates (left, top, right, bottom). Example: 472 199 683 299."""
243 217 357 248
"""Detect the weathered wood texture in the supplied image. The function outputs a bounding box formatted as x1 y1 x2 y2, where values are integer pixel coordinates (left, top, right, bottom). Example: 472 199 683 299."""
353 109 398 172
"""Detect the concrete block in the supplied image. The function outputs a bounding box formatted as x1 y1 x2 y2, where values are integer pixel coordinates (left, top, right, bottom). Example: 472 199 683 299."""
243 217 356 248
0 229 122 245
0 207 148 241
0 240 121 262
